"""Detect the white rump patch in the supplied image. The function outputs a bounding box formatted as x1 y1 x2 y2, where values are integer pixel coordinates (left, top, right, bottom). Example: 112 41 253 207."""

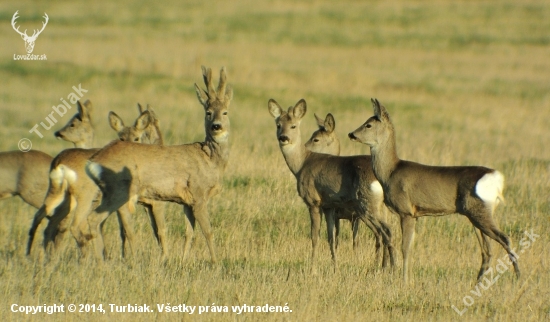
85 161 103 182
49 165 78 185
370 180 383 196
475 171 505 205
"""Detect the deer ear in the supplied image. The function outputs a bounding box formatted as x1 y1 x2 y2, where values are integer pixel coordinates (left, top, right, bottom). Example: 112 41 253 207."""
134 110 151 130
293 99 307 120
225 85 233 105
137 103 145 114
314 113 325 129
324 113 335 133
77 100 91 121
371 98 381 118
268 99 283 118
108 111 125 132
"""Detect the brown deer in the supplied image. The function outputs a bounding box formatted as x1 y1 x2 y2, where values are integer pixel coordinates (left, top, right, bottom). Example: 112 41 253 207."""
84 66 232 262
348 98 520 283
305 113 384 256
1 100 95 221
26 104 163 257
268 98 395 271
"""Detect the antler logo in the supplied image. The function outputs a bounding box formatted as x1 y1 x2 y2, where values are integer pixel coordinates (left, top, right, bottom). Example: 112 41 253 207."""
11 10 49 54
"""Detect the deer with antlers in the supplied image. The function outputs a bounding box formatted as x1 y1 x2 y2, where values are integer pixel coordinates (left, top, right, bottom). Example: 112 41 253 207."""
84 66 232 261
11 11 49 54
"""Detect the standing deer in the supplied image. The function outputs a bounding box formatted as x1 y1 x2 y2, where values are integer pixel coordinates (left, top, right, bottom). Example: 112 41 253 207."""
348 98 520 283
268 98 395 271
0 100 95 220
305 113 384 256
26 104 163 257
84 66 232 262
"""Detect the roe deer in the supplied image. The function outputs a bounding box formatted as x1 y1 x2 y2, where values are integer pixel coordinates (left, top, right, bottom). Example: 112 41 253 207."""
348 98 520 283
268 98 395 271
305 113 384 255
1 100 95 220
84 66 233 262
26 105 161 257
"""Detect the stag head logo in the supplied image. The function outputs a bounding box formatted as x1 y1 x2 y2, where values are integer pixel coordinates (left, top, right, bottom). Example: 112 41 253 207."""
11 11 49 54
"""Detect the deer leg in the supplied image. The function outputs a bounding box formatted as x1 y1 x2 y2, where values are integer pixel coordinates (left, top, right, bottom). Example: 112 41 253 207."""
43 197 74 256
116 205 136 258
308 205 322 274
147 201 168 257
352 217 361 251
192 202 217 264
182 204 196 262
334 213 340 250
324 208 337 271
400 215 416 283
467 213 520 280
360 216 380 256
27 205 47 255
86 209 111 260
473 228 492 282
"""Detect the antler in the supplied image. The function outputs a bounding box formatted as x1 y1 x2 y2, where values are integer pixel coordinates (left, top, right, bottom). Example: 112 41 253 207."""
11 11 48 40
31 13 49 39
11 11 27 38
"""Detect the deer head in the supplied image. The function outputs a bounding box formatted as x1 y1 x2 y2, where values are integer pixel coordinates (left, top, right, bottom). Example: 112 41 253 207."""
12 11 49 54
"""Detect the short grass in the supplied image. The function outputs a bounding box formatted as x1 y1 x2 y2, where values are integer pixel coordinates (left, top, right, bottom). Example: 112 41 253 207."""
0 0 549 321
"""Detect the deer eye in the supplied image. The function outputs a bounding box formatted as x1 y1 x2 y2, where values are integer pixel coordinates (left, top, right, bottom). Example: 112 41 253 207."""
133 137 139 142
291 125 296 129
223 111 228 115
120 138 125 141
313 139 319 142
366 123 372 128
276 124 281 129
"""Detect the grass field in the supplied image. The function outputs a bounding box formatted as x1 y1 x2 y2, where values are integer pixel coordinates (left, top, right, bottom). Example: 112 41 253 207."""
1 0 549 321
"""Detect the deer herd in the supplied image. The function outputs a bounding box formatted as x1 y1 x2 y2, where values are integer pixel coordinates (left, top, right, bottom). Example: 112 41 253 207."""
1 66 520 284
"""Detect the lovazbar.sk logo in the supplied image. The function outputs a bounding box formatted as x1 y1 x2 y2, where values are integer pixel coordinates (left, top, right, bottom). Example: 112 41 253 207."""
11 10 48 60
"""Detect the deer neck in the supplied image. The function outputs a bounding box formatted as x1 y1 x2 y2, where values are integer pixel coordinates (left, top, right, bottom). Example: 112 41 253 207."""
281 138 310 177
204 135 230 171
74 134 94 149
370 131 400 184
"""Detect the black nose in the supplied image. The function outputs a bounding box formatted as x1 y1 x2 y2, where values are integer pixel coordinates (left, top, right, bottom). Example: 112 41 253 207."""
54 131 62 138
211 124 222 131
278 135 289 142
348 133 356 140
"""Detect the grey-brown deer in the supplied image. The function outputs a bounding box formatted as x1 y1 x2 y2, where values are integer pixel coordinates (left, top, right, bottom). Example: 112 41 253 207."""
348 98 520 283
305 113 385 255
84 66 232 261
268 98 395 271
1 100 95 227
26 104 163 257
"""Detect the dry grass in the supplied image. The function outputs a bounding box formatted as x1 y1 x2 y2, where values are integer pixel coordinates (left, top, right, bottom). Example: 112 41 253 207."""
0 0 549 321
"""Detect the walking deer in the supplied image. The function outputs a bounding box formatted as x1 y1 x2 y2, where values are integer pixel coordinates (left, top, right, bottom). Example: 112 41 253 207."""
84 66 233 261
0 100 95 216
268 98 395 271
348 98 520 283
26 104 163 257
305 113 385 255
